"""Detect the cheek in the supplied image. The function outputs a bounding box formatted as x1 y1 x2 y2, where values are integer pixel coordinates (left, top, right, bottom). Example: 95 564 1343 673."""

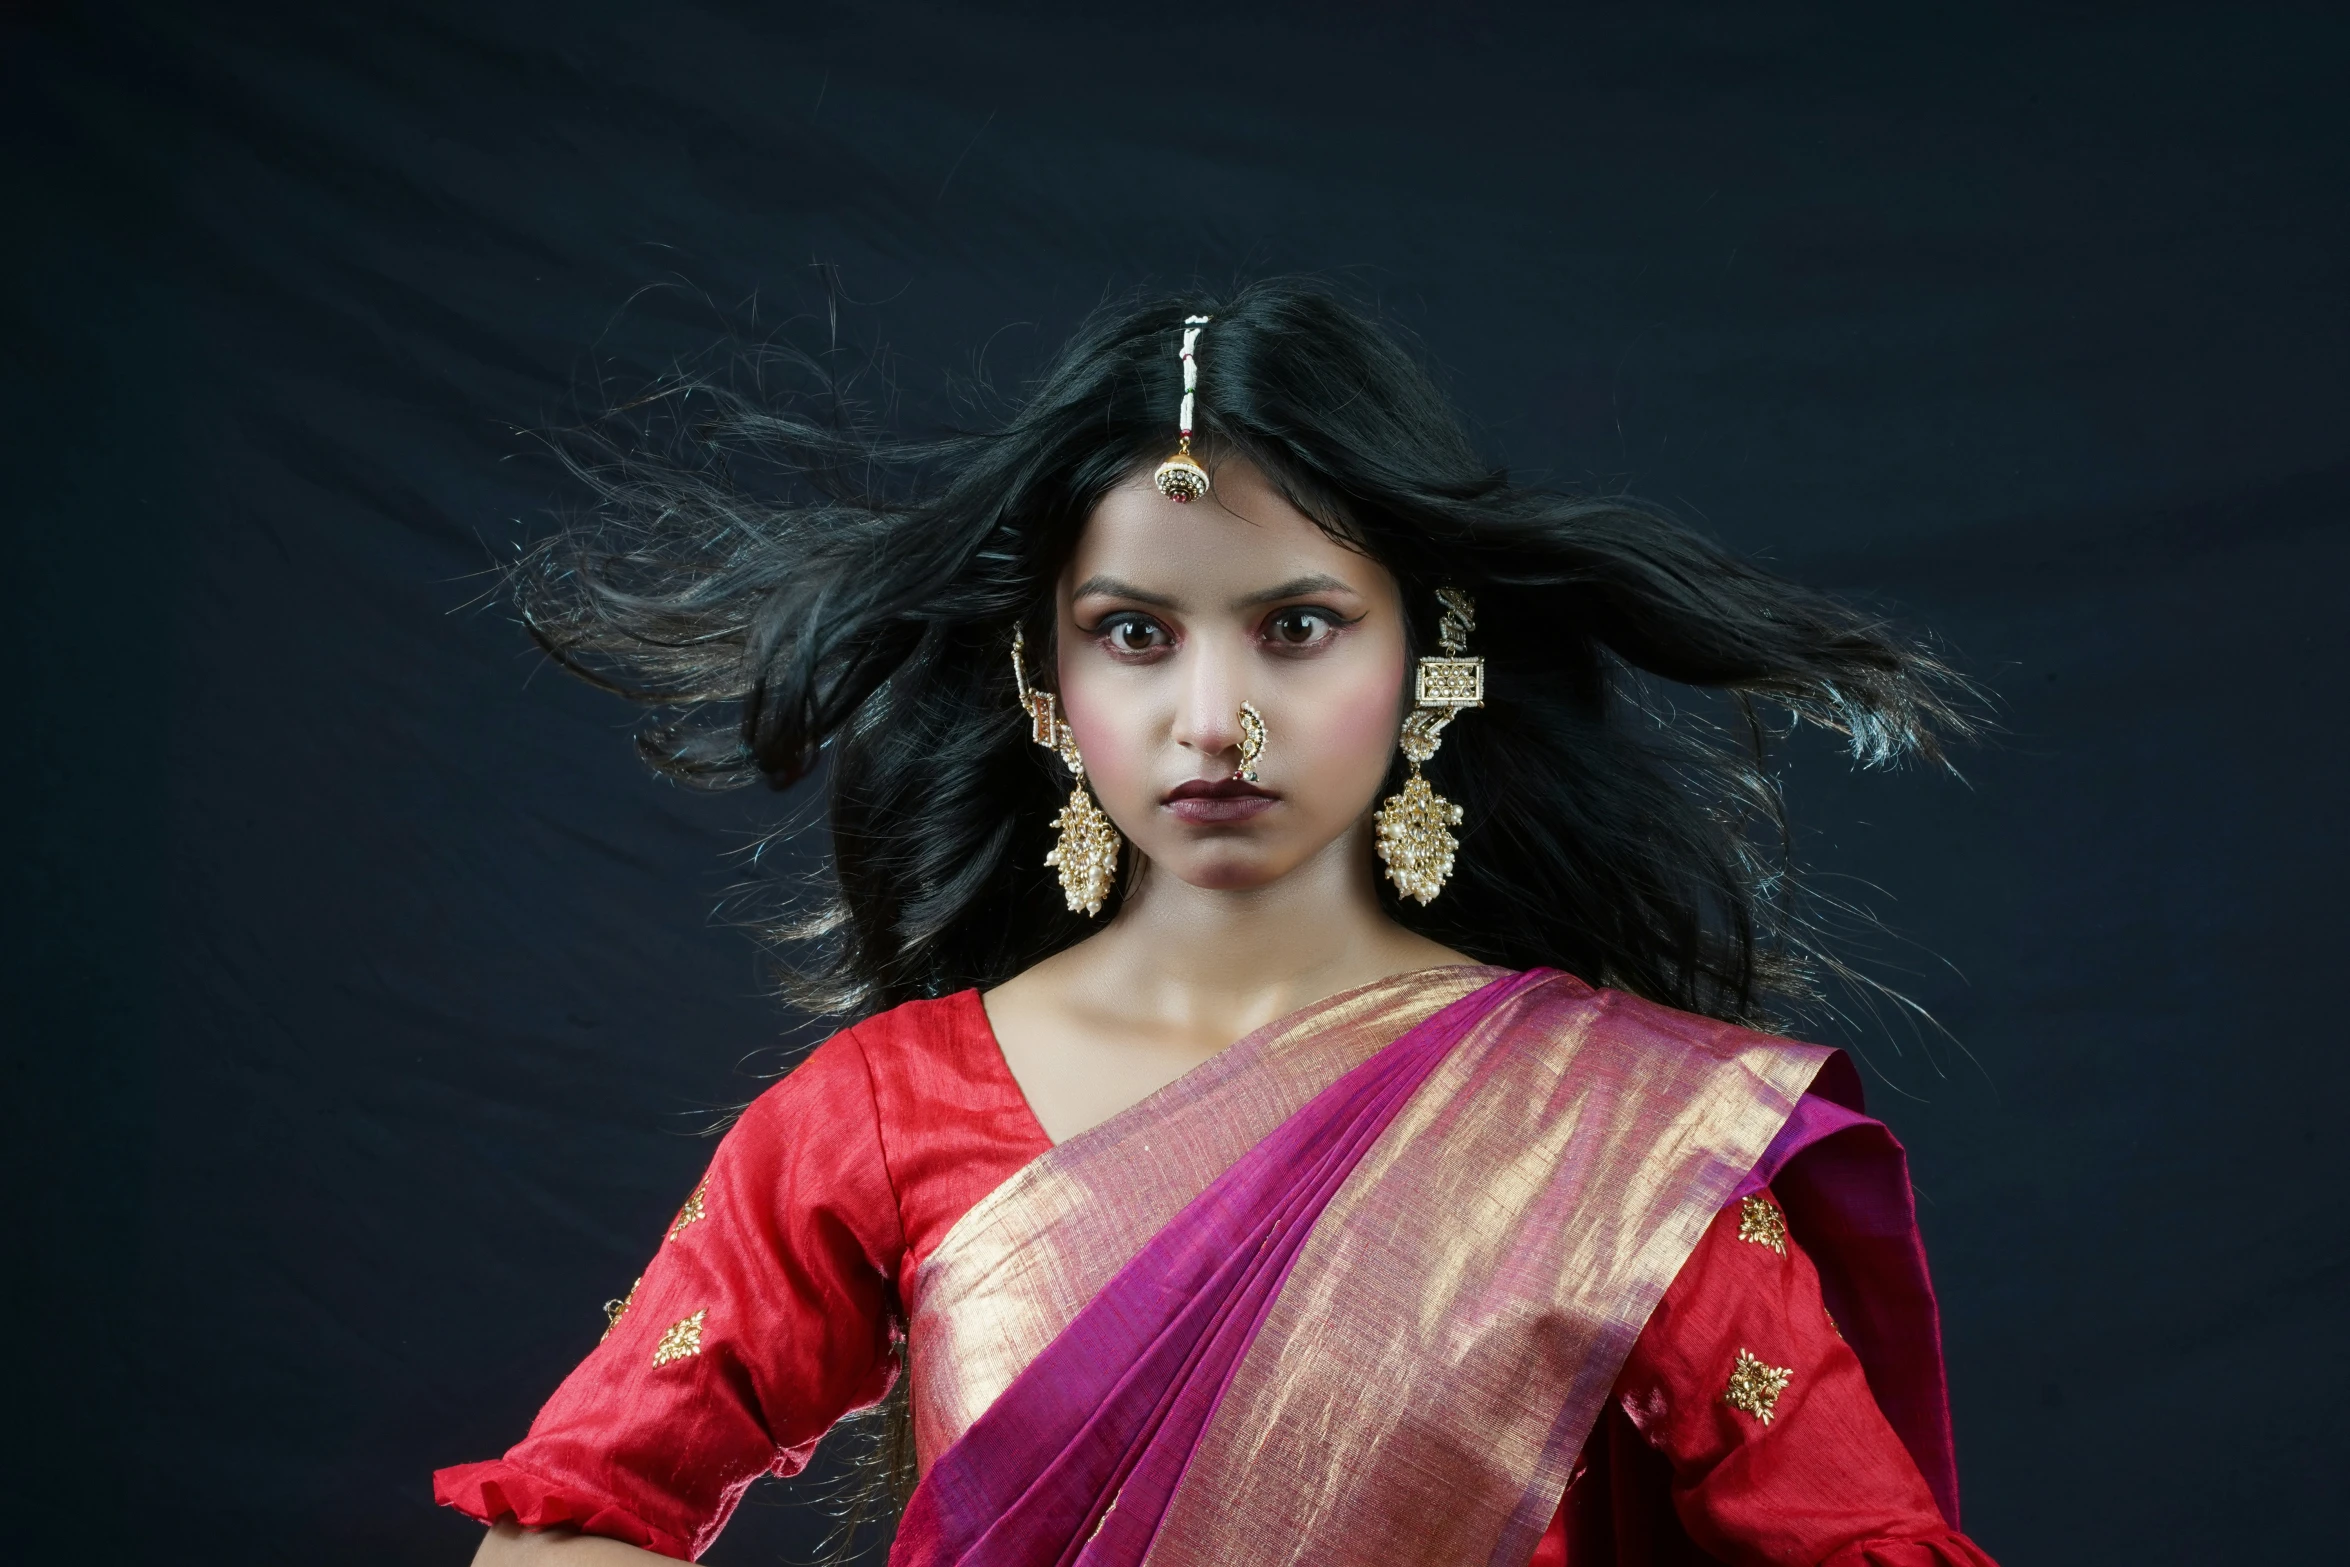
1294 665 1406 805
1055 665 1152 801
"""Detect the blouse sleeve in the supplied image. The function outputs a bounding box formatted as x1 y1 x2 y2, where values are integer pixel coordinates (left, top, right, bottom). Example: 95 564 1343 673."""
434 1027 906 1559
1609 1187 1999 1567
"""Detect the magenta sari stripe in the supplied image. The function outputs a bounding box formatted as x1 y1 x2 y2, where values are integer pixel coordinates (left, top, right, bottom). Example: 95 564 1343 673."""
1729 1057 1963 1528
889 970 1550 1567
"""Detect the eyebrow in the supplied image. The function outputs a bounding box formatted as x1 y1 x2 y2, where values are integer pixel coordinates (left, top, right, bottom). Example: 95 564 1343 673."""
1233 572 1358 609
1068 571 1361 611
1068 575 1180 608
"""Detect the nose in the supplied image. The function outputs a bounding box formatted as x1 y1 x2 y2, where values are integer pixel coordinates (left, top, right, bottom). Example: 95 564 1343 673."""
1169 638 1247 768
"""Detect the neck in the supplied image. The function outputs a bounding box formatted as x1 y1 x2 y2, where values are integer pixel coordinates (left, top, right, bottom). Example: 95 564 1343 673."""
1053 823 1467 1042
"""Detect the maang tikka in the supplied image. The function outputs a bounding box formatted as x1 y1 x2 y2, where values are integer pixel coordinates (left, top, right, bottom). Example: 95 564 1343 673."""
1152 315 1213 503
1012 628 1122 916
1374 588 1485 904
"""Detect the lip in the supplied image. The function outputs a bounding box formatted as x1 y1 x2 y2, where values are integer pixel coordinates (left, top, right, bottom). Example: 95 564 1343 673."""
1163 775 1280 824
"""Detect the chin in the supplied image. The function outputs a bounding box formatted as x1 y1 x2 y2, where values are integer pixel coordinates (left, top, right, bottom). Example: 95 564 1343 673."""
1164 847 1291 893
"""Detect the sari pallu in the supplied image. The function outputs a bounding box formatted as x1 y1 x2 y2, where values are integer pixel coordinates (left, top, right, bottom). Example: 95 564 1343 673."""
897 966 1958 1567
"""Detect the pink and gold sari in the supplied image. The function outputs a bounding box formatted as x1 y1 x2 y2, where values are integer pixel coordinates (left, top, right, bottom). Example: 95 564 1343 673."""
894 966 1954 1567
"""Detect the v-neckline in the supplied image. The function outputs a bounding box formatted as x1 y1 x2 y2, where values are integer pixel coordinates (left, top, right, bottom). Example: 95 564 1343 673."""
970 964 1505 1149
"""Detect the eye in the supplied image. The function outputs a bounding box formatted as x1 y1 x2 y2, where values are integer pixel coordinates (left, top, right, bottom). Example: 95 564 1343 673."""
1096 613 1172 655
1264 606 1342 650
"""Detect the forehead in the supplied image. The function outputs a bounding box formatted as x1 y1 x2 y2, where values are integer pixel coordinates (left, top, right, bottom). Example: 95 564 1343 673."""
1067 459 1383 601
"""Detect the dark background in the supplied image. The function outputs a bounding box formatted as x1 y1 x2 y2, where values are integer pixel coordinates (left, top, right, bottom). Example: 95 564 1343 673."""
7 2 2346 1562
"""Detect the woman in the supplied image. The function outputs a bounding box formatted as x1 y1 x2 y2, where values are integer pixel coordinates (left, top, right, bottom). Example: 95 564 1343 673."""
437 281 1998 1565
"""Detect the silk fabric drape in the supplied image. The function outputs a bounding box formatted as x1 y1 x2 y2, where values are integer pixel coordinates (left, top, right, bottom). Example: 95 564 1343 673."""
902 967 1839 1567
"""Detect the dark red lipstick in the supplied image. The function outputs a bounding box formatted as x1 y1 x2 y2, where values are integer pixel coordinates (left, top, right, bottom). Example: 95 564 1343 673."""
1163 775 1280 824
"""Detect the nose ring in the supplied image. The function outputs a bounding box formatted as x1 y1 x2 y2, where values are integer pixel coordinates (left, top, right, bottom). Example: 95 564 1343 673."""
1235 702 1267 784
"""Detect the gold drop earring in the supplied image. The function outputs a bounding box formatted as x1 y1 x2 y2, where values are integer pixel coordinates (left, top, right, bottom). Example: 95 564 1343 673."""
1012 628 1122 917
1375 588 1485 904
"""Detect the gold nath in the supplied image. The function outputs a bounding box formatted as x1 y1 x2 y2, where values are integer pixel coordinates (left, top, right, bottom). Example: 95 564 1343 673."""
1235 701 1267 783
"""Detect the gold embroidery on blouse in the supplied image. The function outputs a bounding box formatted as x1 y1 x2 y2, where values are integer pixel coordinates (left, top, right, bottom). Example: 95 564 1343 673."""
1824 1308 1842 1340
1736 1194 1788 1255
1723 1347 1793 1423
652 1308 707 1367
668 1180 708 1240
600 1276 641 1342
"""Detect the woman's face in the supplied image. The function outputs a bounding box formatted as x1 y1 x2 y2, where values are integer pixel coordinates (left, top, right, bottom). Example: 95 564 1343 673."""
1054 457 1410 895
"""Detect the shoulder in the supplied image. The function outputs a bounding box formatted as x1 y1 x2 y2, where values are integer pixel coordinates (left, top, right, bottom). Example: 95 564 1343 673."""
740 989 1024 1142
842 989 993 1058
831 990 1008 1107
817 991 1048 1266
1553 976 1824 1072
738 991 988 1111
718 995 979 1159
1588 982 1780 1049
1496 973 1833 1116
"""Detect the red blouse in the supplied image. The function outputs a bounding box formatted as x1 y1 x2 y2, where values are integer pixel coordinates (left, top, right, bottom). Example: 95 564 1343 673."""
437 992 1996 1565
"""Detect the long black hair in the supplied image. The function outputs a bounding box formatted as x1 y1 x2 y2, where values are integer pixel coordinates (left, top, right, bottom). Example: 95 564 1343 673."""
519 277 1971 1032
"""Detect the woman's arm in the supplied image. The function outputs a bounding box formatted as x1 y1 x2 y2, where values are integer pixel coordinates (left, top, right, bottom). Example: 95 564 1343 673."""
435 1028 908 1555
1608 1188 1997 1566
472 1522 674 1564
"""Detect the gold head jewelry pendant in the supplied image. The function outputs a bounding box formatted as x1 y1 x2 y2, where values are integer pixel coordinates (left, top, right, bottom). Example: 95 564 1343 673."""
1152 315 1213 503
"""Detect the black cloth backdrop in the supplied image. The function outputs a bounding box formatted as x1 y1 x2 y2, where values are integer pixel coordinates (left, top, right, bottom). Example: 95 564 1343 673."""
6 3 2345 1562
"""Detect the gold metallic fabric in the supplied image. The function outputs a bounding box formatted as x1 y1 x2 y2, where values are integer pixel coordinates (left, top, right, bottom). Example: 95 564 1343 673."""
907 965 1499 1471
1142 976 1828 1567
911 969 1829 1567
